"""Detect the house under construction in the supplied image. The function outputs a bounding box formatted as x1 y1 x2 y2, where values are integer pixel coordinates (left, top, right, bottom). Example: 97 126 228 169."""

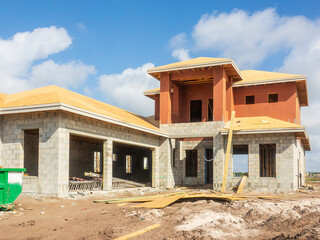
0 57 310 196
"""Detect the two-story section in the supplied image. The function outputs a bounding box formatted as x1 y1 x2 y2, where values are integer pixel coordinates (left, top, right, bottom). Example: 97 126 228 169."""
145 57 310 192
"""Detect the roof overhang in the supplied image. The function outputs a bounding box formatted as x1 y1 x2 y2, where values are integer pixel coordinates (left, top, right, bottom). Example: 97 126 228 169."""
147 59 243 81
221 127 310 151
0 103 168 138
232 76 308 106
143 88 160 99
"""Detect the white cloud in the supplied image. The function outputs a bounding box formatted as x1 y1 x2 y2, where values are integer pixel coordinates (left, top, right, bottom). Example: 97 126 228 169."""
171 48 191 61
169 8 320 171
30 60 96 89
169 33 188 49
98 63 159 116
189 8 320 69
0 27 95 93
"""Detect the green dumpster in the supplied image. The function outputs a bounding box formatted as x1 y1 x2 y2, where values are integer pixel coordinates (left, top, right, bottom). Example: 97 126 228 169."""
0 168 26 210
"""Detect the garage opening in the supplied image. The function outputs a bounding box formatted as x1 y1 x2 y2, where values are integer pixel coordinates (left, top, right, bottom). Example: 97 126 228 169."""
69 134 104 191
24 129 39 176
113 142 152 187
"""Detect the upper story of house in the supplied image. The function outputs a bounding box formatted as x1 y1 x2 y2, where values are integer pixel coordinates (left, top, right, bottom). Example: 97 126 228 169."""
144 57 308 126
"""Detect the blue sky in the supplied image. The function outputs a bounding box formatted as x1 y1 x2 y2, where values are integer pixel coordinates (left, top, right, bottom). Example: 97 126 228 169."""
0 0 320 171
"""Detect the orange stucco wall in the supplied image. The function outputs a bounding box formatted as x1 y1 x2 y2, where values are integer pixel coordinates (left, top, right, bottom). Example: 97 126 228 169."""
160 72 172 124
233 83 300 124
179 83 213 123
157 67 301 125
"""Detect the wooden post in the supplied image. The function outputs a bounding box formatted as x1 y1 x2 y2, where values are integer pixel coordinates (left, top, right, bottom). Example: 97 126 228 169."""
221 111 235 193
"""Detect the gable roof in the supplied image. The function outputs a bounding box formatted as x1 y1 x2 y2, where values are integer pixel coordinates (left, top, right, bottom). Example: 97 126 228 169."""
147 57 243 81
0 85 166 137
221 116 310 151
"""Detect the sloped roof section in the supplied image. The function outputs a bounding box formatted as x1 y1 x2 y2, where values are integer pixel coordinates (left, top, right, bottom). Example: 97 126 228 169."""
221 116 310 151
143 87 160 99
0 93 8 105
234 70 308 106
147 57 243 81
0 85 165 136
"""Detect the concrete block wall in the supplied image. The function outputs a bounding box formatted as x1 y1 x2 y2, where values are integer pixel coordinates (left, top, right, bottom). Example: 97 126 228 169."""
213 133 299 192
22 176 39 193
171 139 213 186
160 121 224 138
0 111 162 197
159 121 224 187
293 139 306 187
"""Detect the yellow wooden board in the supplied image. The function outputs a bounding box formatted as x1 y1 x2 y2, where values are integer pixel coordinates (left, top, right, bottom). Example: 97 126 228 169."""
221 111 236 193
236 176 247 194
134 195 182 209
114 224 160 240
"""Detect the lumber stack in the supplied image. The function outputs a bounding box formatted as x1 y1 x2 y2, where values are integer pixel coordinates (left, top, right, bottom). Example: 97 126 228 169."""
94 192 249 209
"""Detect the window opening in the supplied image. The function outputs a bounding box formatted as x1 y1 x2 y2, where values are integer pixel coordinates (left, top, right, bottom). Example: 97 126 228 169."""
24 129 39 176
126 155 132 173
259 144 276 177
94 152 101 172
246 95 255 104
208 99 213 121
172 148 176 167
186 150 197 177
233 145 248 177
190 100 202 122
143 157 149 170
268 93 278 103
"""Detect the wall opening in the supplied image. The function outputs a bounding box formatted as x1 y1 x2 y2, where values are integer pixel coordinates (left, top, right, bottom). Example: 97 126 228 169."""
113 142 152 185
245 95 255 104
69 134 103 179
186 149 197 177
233 145 248 177
172 148 176 167
268 93 278 103
259 144 276 177
208 99 213 121
190 100 202 122
24 129 39 176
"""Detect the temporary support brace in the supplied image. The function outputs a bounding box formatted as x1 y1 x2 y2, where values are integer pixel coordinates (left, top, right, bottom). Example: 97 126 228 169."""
221 111 236 193
236 175 247 194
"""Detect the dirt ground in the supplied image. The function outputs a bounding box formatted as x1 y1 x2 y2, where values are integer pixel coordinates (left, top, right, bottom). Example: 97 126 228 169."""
1 186 320 240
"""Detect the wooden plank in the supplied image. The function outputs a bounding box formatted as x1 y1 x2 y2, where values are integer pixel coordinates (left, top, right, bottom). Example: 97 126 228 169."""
134 195 182 209
114 224 161 240
236 176 247 194
221 111 236 193
93 192 186 204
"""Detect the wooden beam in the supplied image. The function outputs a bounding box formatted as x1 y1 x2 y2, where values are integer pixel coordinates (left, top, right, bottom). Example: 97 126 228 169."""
236 176 247 194
221 111 236 193
170 68 213 81
114 224 161 240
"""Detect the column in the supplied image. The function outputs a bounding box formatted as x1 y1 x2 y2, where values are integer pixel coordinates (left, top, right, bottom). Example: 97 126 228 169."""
152 147 160 188
160 72 172 124
213 133 225 191
213 66 227 122
103 139 113 191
